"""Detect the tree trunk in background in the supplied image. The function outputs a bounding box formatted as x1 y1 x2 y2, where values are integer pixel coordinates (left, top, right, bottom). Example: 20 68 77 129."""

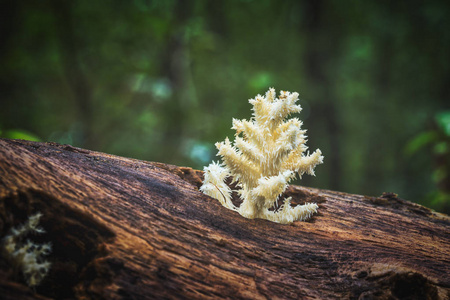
0 138 449 300
0 0 20 130
302 0 342 191
51 0 94 150
159 0 194 164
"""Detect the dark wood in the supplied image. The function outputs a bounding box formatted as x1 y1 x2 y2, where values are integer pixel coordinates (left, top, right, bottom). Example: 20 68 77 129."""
0 138 449 299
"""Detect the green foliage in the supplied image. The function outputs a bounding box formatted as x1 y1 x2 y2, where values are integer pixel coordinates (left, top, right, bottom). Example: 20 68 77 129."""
1 0 449 213
406 111 450 213
0 129 41 142
436 112 450 137
405 131 439 157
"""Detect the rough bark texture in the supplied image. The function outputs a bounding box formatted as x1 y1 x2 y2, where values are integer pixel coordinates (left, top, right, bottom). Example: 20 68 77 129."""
0 138 449 300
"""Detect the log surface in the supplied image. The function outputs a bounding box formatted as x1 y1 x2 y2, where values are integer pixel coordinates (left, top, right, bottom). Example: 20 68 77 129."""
0 138 449 300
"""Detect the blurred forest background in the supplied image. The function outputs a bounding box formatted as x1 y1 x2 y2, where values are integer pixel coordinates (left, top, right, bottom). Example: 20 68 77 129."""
1 0 449 213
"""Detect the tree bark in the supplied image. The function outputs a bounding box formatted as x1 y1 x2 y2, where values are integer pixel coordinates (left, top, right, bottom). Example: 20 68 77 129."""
0 138 449 300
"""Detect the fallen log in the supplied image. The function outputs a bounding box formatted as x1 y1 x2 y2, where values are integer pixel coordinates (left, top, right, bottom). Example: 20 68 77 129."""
0 138 449 299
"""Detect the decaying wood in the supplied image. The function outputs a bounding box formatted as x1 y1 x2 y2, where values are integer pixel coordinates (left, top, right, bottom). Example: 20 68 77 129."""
0 138 449 299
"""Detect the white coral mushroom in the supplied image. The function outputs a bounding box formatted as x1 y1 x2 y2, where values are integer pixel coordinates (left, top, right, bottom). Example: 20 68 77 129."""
201 88 324 224
2 213 52 287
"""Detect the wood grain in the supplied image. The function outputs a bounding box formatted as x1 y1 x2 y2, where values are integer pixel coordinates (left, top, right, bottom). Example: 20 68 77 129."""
0 138 449 299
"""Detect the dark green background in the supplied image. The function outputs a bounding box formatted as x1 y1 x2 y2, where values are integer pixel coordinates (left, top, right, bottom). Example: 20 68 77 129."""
1 0 449 213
